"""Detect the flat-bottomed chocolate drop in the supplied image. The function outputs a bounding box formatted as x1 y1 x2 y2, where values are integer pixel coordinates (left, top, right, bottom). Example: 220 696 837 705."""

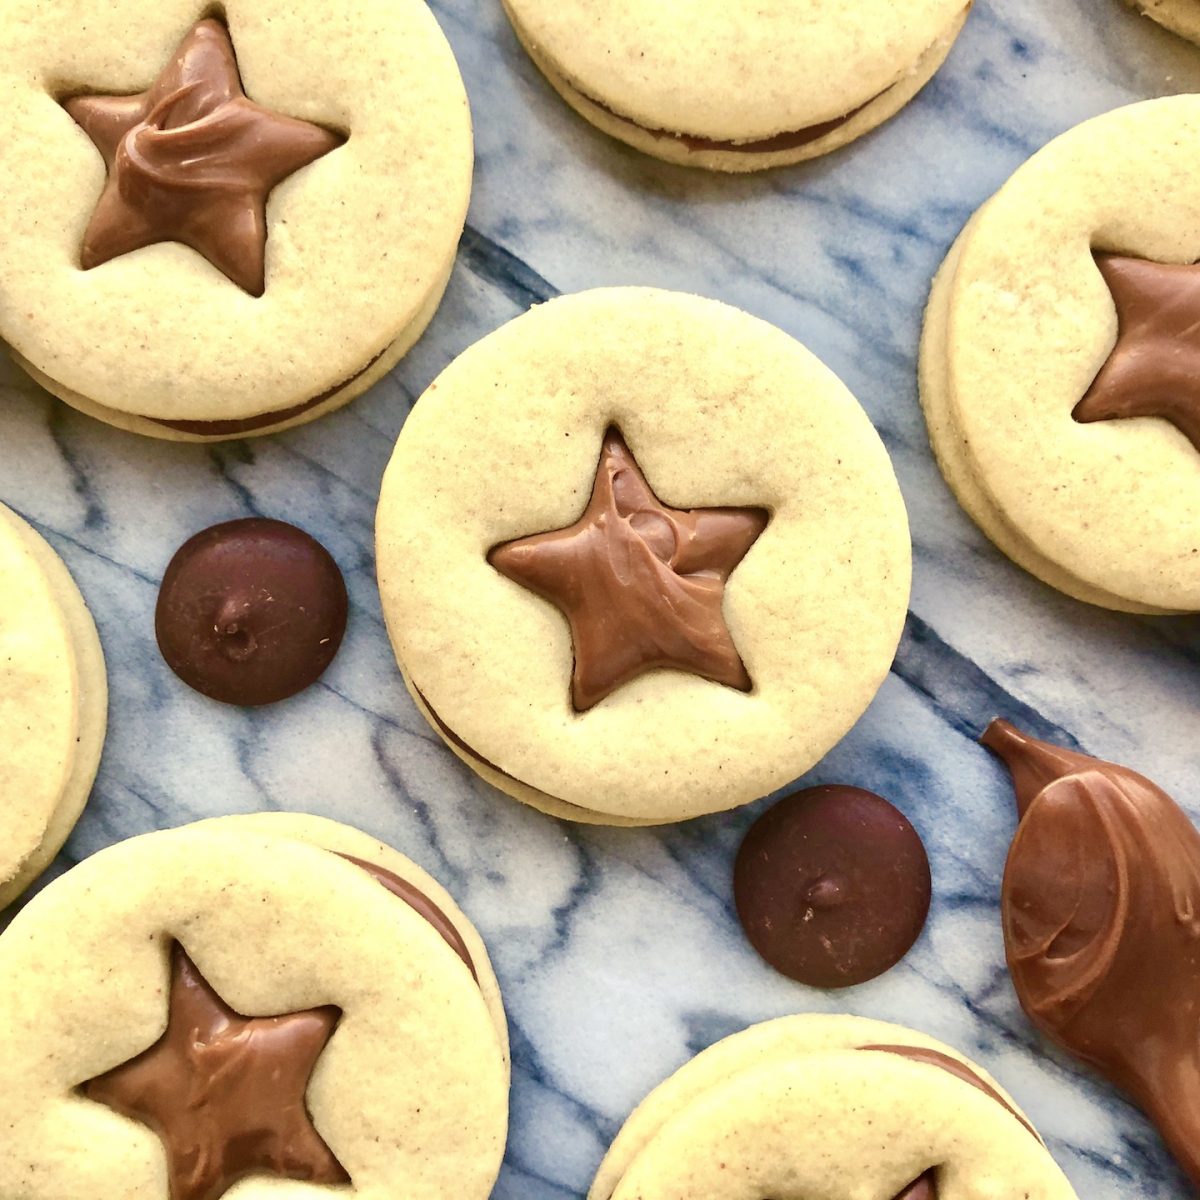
733 786 931 988
155 518 347 706
983 719 1200 1190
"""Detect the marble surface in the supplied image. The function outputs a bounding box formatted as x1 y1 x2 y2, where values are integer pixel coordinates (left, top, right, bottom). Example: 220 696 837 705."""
2 0 1200 1196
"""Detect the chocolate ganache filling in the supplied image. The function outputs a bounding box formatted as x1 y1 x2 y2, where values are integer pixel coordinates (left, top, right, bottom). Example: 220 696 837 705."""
585 89 885 154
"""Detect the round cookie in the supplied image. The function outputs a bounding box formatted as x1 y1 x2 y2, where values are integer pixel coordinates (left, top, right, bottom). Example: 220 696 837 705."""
1126 0 1200 44
591 1014 1078 1200
0 502 106 911
920 96 1200 614
376 288 911 825
0 1 472 440
0 817 509 1199
502 0 971 172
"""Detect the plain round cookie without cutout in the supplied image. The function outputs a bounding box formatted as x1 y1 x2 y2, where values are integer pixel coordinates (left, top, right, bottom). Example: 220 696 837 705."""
502 0 970 171
0 822 509 1199
0 0 471 438
591 1014 1078 1200
376 288 911 825
0 503 106 910
919 96 1200 613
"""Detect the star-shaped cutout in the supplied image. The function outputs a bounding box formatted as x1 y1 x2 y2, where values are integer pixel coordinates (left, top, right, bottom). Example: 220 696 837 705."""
488 427 768 712
63 19 343 296
893 1172 938 1200
1074 253 1200 452
82 943 349 1200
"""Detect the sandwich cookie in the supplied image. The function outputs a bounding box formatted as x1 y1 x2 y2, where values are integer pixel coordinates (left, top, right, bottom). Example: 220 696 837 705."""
502 0 971 172
376 288 911 825
590 1014 1078 1200
0 813 509 1200
0 501 106 910
920 96 1200 613
0 2 471 440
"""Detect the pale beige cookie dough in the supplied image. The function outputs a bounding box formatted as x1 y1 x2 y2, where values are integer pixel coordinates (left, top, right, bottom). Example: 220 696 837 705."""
503 0 971 171
591 1014 1079 1200
0 818 510 1199
920 96 1200 614
0 501 106 910
1127 0 1200 44
0 0 472 440
377 288 911 825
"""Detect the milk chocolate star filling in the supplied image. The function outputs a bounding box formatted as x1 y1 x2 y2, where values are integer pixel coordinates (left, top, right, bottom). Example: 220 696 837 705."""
82 943 348 1200
63 19 343 297
488 428 768 712
1074 253 1200 451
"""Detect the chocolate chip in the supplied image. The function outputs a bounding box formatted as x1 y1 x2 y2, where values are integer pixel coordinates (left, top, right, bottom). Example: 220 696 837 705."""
155 518 347 706
733 786 931 988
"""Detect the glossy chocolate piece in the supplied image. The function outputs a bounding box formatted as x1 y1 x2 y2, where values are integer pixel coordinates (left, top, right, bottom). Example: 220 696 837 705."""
155 518 348 707
1074 253 1200 451
734 786 931 988
983 719 1200 1189
340 853 477 980
489 427 767 712
64 19 342 297
82 944 348 1200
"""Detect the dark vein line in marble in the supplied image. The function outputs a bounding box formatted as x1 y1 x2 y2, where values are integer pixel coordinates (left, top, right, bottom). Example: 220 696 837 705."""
46 402 105 530
459 225 558 308
891 612 1084 748
14 511 159 587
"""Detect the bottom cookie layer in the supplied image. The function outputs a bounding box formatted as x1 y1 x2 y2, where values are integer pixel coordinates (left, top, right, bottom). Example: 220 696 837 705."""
9 256 453 443
1129 0 1200 43
404 671 660 827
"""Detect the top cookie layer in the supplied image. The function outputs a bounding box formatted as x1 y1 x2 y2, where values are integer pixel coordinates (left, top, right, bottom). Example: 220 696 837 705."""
377 289 910 822
938 97 1200 611
0 0 471 423
502 0 966 141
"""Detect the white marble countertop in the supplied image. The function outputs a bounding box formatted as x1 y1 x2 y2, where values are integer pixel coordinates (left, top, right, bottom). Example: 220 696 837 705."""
3 0 1199 1195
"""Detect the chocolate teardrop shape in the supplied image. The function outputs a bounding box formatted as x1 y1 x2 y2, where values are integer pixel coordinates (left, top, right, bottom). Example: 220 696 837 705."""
986 721 1200 1190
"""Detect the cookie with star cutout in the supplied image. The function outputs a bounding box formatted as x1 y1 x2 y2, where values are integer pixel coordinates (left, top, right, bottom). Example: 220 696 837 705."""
376 288 911 825
0 501 106 911
589 1014 1079 1200
0 814 509 1200
502 0 971 172
0 2 471 440
921 96 1200 614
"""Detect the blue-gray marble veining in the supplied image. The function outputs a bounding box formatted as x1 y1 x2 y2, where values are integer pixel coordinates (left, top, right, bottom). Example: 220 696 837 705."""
3 0 1199 1196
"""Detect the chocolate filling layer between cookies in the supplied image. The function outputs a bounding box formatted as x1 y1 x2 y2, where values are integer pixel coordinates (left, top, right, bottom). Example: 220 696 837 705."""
585 88 885 154
417 685 607 820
